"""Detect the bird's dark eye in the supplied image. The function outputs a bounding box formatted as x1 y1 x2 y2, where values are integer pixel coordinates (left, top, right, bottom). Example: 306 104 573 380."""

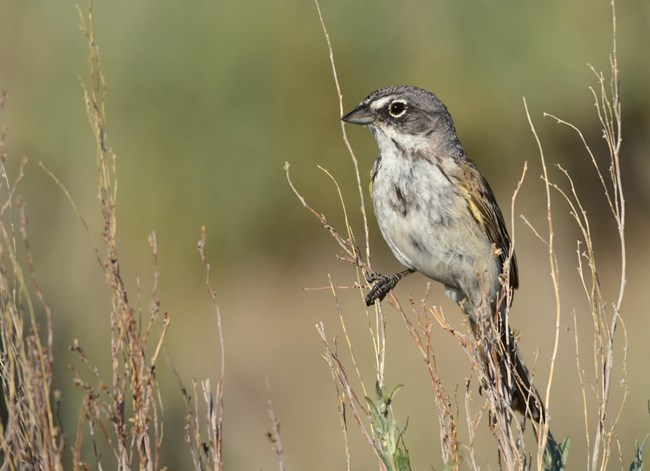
388 100 407 118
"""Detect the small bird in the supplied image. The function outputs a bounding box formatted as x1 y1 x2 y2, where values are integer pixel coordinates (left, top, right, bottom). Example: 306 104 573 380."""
341 85 543 423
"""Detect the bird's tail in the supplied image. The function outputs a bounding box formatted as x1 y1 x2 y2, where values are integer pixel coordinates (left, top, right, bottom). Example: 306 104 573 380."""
500 322 545 423
468 309 545 425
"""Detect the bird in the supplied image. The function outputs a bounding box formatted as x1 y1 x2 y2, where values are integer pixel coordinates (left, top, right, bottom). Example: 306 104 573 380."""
341 85 544 424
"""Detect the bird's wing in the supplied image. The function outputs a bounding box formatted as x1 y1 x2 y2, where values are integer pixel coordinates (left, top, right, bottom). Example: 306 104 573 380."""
461 164 519 290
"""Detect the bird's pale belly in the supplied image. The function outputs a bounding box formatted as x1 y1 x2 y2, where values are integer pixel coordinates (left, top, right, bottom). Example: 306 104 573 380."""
377 204 478 287
372 167 495 294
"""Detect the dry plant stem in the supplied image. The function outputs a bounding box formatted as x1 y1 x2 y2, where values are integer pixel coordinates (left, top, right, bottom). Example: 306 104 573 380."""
286 164 385 399
0 154 26 218
197 226 226 383
331 376 353 471
180 378 217 470
571 308 592 460
328 274 371 401
76 2 169 468
326 164 387 384
78 5 129 462
509 160 528 305
285 163 363 270
319 286 408 471
543 6 626 465
313 0 390 389
287 161 404 468
38 161 93 238
313 0 371 267
430 303 530 469
523 98 560 466
320 164 382 392
464 378 486 470
265 377 287 471
316 323 376 456
402 301 459 464
0 87 63 469
522 2 625 468
169 229 225 470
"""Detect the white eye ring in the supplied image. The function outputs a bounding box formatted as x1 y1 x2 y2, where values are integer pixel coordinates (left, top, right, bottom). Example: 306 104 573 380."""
388 99 407 118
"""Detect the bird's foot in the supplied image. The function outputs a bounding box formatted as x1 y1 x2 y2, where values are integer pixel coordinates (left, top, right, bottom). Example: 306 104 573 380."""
365 273 397 306
364 269 414 306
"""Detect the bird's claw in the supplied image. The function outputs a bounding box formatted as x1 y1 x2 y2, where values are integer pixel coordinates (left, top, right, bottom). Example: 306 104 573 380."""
364 271 383 284
365 273 398 306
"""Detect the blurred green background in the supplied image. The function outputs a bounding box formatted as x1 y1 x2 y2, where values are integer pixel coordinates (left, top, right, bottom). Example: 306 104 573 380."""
1 0 649 468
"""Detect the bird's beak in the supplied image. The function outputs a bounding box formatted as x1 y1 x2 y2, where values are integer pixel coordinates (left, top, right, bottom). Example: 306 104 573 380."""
341 104 375 125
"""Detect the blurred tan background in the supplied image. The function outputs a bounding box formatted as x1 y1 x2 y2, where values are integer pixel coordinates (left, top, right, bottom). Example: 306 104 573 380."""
1 0 649 468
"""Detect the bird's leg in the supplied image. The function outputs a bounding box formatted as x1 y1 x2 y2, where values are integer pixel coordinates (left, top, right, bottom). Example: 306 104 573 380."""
364 269 414 306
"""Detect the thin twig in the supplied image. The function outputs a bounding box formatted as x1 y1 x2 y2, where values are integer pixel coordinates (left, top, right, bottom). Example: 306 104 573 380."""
265 376 287 471
312 0 372 266
523 97 561 466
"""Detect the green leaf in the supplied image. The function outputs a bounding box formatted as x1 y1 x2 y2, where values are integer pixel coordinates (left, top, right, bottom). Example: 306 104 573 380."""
393 447 411 471
629 434 649 471
543 435 569 470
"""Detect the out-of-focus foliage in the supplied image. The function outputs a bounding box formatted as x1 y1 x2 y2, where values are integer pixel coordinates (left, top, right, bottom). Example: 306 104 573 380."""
0 0 648 469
